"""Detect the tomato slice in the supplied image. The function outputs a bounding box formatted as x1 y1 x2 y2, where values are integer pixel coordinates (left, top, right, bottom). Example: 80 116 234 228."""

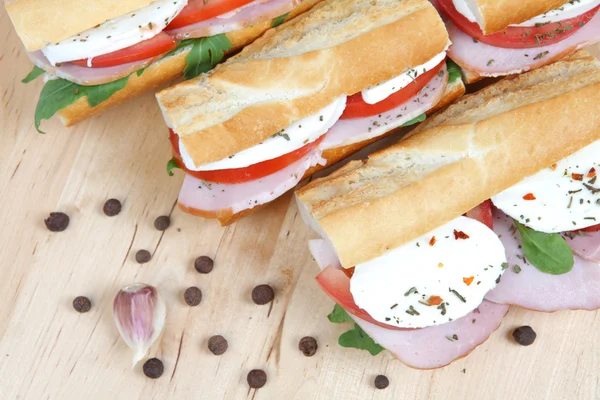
438 0 600 49
580 224 600 233
169 129 324 184
466 200 493 230
167 0 256 29
316 265 413 331
340 61 445 120
70 32 176 68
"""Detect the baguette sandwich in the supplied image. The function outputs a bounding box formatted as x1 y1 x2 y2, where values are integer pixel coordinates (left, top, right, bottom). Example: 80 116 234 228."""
6 0 319 131
295 52 600 369
432 0 600 83
156 0 466 226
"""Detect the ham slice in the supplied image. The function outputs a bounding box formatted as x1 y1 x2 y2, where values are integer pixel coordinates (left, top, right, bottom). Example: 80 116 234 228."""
167 0 300 39
446 11 600 76
309 238 508 369
565 231 600 262
178 150 325 214
320 64 448 150
485 210 600 311
28 51 157 86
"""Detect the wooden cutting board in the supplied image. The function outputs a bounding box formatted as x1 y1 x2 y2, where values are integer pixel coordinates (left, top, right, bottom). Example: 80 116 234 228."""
2 9 600 399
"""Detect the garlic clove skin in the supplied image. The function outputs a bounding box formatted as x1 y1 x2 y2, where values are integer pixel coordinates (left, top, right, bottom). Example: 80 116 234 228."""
113 283 166 368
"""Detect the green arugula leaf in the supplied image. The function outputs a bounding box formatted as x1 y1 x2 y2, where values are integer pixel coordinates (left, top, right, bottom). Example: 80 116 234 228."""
22 66 46 83
34 77 128 133
446 60 462 84
402 113 426 127
271 13 289 28
136 67 146 77
184 34 232 80
327 304 353 324
338 323 385 356
167 157 181 177
514 219 574 275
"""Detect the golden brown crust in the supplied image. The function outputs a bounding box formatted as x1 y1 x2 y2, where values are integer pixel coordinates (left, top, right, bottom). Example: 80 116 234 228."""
473 0 568 34
6 0 157 51
191 78 466 225
157 0 449 166
57 0 320 126
296 54 600 268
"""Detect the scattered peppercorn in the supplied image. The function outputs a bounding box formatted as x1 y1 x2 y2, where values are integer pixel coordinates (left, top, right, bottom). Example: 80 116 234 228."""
298 336 318 357
154 215 171 231
512 326 536 346
143 358 164 379
252 285 274 305
102 199 122 217
374 375 389 389
207 335 228 355
194 256 214 274
44 212 69 232
72 296 91 313
135 250 151 264
247 369 267 389
184 286 202 306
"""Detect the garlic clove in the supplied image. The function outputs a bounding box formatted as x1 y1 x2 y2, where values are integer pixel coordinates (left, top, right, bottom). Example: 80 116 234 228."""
113 283 166 368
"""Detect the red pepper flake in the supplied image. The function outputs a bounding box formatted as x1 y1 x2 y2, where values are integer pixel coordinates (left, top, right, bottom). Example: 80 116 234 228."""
429 236 436 246
453 230 470 240
463 276 474 286
572 173 584 181
550 163 557 170
588 168 596 178
427 296 443 306
522 193 536 201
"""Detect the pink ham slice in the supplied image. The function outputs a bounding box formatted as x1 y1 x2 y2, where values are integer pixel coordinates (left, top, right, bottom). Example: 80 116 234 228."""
485 210 600 311
320 64 448 150
309 238 509 369
565 231 600 262
28 51 157 86
446 11 600 76
178 150 325 214
167 0 301 39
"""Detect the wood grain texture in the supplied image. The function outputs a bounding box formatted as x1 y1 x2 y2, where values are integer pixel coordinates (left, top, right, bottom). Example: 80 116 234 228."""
1 8 600 399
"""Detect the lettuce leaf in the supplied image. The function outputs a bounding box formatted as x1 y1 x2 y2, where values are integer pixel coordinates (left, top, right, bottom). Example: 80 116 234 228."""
402 113 426 127
271 13 289 28
447 60 462 84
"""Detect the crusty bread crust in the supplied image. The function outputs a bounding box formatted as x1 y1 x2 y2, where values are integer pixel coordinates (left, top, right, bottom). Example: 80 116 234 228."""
156 0 449 167
6 0 157 51
296 53 600 268
57 0 320 126
472 0 568 34
188 78 466 225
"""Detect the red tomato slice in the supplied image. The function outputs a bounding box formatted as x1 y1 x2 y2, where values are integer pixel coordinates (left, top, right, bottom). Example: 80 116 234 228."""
70 32 176 68
340 61 445 120
438 0 600 49
466 200 493 230
316 265 413 331
167 0 256 29
580 224 600 233
169 129 324 184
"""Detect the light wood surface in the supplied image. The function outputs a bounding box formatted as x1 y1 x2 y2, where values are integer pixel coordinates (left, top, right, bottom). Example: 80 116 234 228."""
2 8 600 399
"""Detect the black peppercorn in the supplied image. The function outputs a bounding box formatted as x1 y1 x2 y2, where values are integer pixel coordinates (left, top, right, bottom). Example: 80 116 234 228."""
135 250 151 264
207 335 228 355
194 256 214 274
374 375 389 389
252 285 274 305
103 199 122 217
298 336 318 357
184 287 202 306
512 326 536 346
247 369 267 389
154 215 171 231
72 296 91 313
143 358 164 379
44 212 69 232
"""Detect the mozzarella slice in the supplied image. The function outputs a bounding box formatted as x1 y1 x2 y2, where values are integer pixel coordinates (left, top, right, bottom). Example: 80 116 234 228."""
179 96 347 171
41 0 187 65
361 47 449 105
492 140 600 233
453 0 600 28
350 216 507 329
